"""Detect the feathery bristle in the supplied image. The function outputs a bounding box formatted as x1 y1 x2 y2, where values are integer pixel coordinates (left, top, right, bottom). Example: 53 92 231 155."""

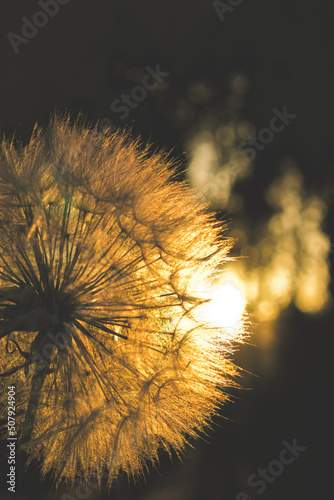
0 114 244 488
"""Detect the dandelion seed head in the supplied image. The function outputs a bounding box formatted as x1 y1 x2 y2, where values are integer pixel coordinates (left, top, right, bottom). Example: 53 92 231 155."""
0 114 246 487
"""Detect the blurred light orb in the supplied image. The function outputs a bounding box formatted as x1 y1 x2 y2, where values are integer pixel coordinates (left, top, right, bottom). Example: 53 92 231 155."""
203 281 246 330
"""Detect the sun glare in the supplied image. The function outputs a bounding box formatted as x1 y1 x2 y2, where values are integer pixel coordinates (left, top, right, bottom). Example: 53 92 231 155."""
198 277 246 332
208 282 245 329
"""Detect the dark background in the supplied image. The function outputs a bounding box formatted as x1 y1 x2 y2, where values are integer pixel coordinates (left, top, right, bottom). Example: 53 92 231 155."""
0 1 333 499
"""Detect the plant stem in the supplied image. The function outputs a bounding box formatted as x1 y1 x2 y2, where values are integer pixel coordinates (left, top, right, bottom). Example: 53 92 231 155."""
17 330 51 473
17 370 48 471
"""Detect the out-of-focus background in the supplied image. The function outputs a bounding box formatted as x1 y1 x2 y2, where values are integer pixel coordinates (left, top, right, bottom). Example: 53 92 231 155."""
0 1 333 499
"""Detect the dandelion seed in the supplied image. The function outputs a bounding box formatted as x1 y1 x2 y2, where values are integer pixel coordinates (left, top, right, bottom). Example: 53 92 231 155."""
0 114 245 488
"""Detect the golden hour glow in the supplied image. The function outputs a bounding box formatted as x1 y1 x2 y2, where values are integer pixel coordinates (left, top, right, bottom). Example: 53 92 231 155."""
196 274 246 333
210 163 332 323
185 74 254 210
186 98 332 324
205 282 245 329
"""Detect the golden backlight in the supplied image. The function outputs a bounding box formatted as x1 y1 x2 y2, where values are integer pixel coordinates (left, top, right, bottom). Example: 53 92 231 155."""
196 275 246 334
206 282 245 329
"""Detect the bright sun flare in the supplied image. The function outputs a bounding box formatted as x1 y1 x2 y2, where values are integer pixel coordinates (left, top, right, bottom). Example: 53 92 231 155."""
201 280 246 330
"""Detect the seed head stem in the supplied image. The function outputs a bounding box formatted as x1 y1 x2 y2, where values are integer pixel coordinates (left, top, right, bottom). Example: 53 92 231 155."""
17 329 53 472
